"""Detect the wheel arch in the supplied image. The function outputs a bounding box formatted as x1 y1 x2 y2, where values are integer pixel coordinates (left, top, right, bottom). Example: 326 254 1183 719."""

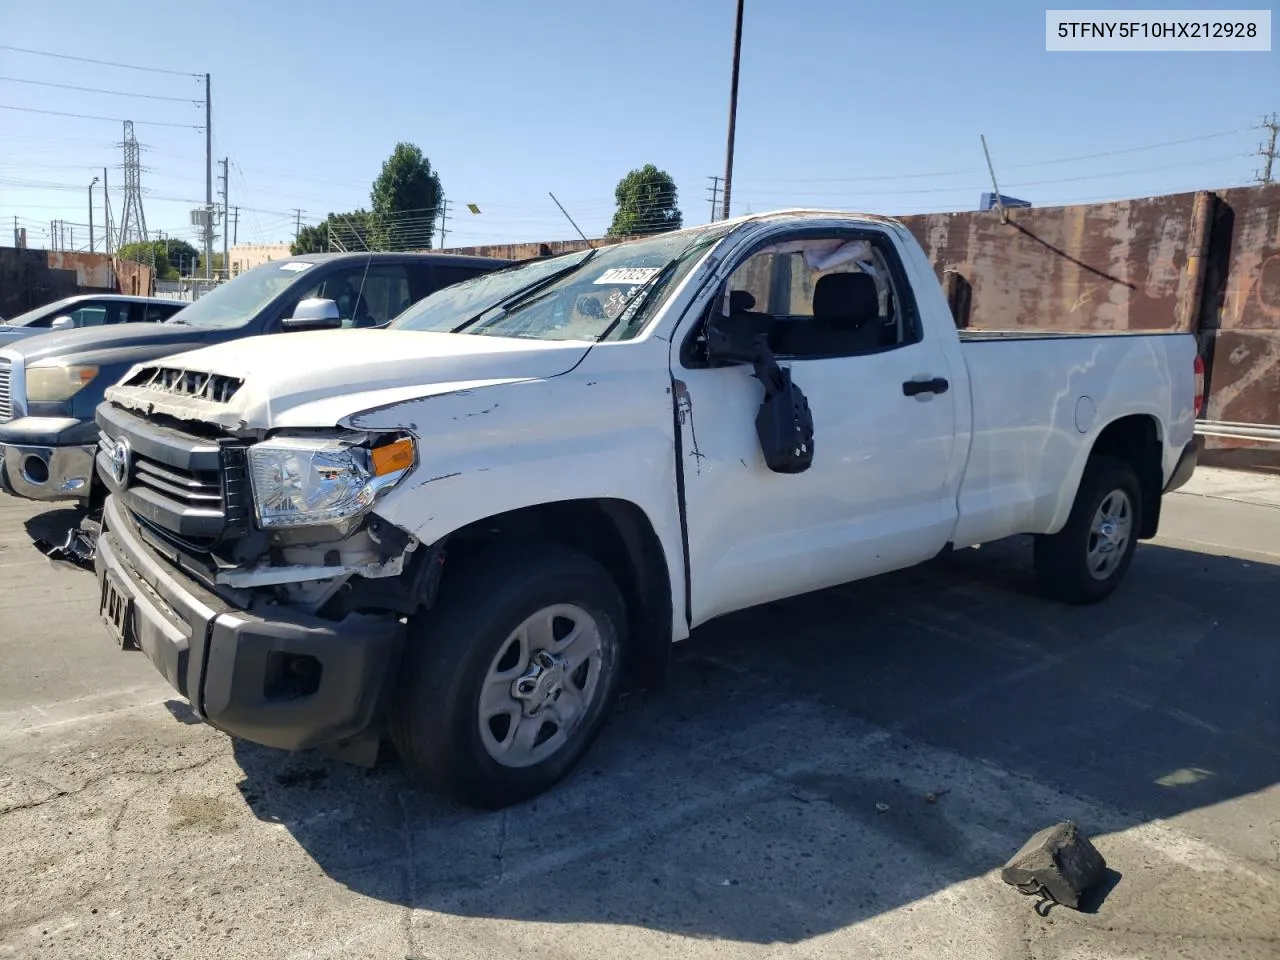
433 497 675 689
1082 413 1165 539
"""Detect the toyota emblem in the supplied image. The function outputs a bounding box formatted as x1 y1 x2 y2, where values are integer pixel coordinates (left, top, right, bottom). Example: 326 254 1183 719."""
110 437 131 485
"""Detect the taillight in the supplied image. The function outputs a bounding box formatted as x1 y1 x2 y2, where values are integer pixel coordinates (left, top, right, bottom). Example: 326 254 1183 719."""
1193 354 1205 418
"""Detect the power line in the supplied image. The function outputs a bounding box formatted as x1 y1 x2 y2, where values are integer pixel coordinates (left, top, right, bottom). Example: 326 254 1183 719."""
731 128 1255 186
0 44 202 78
729 153 1249 200
0 76 204 104
0 104 202 129
1003 153 1250 188
1005 128 1255 169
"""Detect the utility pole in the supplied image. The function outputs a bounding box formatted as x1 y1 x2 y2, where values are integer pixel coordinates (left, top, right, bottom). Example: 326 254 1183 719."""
294 208 302 242
88 176 99 253
707 176 723 222
438 197 450 249
102 166 112 257
721 0 745 221
204 73 213 279
1258 113 1279 184
218 157 229 279
232 206 239 245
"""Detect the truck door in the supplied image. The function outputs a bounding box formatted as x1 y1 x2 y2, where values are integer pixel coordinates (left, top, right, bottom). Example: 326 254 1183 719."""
672 230 960 627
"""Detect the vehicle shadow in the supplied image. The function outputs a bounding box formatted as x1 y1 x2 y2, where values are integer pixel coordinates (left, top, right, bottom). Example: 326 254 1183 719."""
231 536 1280 945
22 505 86 549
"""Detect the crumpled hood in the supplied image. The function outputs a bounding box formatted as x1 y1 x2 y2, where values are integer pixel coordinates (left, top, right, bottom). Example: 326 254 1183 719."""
103 328 593 431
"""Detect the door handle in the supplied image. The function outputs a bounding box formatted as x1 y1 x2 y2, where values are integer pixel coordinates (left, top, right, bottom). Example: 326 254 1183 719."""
902 377 949 397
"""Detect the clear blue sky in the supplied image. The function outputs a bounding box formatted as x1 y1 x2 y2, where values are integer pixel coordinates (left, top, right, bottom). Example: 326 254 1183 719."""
1 0 1275 251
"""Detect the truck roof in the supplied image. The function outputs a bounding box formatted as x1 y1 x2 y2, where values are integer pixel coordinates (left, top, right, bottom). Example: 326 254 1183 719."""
42 294 184 306
278 251 512 268
600 209 906 252
710 208 904 231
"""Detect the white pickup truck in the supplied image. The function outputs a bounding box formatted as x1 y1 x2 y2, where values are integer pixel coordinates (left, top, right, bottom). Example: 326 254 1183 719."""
92 211 1201 808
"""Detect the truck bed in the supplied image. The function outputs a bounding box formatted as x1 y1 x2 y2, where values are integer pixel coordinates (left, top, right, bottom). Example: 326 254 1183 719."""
949 328 1196 550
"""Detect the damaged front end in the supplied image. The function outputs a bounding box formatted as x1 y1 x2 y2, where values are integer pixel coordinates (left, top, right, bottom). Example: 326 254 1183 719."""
216 511 442 623
96 371 435 626
93 391 438 756
220 429 428 620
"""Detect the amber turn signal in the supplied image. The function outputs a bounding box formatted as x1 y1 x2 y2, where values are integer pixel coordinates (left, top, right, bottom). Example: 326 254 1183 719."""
371 437 415 476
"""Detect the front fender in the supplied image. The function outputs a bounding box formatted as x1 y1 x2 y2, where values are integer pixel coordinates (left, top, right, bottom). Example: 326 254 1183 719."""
352 356 690 640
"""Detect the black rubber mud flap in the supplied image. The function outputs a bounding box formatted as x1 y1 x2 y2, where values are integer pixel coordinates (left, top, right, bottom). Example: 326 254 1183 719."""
750 334 814 474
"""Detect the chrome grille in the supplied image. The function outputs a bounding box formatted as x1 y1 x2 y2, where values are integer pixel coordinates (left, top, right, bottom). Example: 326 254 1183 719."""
0 358 11 423
98 432 223 512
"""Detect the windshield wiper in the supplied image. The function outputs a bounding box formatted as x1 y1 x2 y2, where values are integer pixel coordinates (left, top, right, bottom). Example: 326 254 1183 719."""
450 248 597 334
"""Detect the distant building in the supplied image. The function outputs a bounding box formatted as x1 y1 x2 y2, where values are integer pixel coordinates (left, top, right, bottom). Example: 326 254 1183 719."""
980 192 1032 211
229 242 292 277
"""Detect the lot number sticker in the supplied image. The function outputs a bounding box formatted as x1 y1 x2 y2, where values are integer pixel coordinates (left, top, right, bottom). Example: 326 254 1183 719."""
593 267 661 286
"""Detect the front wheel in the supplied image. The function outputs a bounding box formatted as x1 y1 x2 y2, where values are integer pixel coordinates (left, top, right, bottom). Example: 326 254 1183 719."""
1034 455 1142 604
390 541 625 809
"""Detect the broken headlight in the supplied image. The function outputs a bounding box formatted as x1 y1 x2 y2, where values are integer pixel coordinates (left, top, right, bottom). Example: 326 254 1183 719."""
247 436 414 529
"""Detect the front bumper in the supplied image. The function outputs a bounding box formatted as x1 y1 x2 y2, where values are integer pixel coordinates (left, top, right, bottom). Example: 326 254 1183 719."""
0 441 97 501
0 414 99 502
95 494 405 751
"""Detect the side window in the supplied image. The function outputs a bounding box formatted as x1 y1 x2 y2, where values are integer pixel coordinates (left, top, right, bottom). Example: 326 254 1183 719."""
68 304 109 328
351 265 412 326
722 237 914 359
128 303 178 323
300 265 412 328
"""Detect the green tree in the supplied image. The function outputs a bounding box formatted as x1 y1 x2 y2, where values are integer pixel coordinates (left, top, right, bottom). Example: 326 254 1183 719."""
163 239 200 276
291 210 374 255
370 142 442 250
607 165 682 237
115 239 201 279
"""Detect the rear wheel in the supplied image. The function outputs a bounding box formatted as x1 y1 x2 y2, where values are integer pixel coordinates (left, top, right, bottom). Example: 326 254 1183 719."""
391 541 625 809
1034 455 1142 604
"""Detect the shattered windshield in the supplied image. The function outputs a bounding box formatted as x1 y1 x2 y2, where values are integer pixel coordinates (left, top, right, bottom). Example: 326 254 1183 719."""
391 224 731 342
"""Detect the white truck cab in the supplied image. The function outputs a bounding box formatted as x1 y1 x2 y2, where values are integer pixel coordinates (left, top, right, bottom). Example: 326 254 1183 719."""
92 212 1200 808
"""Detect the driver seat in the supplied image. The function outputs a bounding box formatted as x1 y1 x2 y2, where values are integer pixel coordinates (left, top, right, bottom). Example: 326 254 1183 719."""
776 272 883 356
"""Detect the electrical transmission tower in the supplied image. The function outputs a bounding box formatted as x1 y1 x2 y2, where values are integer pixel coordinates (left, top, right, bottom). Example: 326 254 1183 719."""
117 121 149 247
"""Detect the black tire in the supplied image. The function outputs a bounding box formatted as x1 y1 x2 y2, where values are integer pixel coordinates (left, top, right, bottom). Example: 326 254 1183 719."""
390 540 626 809
1034 455 1142 604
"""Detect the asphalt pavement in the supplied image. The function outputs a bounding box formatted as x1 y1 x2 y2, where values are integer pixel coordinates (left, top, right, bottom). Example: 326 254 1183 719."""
1 468 1277 960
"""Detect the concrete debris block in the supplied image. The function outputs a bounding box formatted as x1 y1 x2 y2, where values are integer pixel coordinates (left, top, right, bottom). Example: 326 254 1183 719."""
1001 820 1107 910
